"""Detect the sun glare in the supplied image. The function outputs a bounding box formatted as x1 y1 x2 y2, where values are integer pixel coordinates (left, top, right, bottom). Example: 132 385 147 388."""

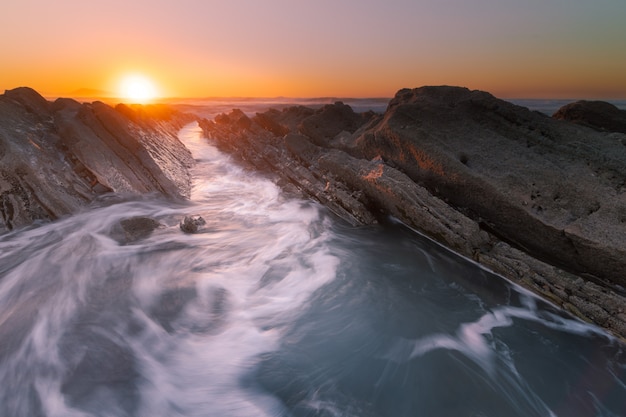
118 75 158 103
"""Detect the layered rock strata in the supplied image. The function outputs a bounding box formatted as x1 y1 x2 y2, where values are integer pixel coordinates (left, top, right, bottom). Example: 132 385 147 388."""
200 87 626 339
0 87 194 233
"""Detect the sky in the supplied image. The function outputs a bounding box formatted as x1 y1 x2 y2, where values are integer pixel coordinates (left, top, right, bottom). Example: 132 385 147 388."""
1 0 625 99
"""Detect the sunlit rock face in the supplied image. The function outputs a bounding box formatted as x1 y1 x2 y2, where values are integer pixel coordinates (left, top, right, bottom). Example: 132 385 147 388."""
200 86 626 338
553 100 626 134
0 87 194 233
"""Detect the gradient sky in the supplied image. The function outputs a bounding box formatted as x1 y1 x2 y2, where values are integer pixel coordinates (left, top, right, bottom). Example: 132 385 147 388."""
2 0 625 99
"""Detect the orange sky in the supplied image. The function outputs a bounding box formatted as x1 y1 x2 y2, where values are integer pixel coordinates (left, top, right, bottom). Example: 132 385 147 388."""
2 0 625 99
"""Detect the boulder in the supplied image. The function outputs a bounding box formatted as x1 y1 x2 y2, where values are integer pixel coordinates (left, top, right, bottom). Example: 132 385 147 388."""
298 101 375 147
180 215 207 234
111 216 162 244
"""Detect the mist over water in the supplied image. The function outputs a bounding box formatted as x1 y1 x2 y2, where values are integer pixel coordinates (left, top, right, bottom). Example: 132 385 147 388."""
0 123 624 417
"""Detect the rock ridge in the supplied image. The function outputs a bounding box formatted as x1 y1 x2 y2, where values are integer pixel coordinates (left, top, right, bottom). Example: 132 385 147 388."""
199 86 626 339
0 87 195 233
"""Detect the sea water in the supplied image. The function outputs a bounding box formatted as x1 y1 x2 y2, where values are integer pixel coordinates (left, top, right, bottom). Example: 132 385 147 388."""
0 123 624 417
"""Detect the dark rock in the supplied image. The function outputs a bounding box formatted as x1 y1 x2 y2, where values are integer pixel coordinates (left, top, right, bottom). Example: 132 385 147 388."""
284 133 321 164
253 110 289 136
298 101 375 147
316 149 488 255
180 215 207 233
214 108 251 131
277 106 316 132
112 216 161 243
0 87 195 233
553 100 626 134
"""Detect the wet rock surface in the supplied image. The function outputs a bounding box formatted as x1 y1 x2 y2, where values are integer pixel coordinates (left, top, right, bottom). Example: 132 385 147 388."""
179 215 207 234
111 216 162 244
199 87 626 339
0 87 194 233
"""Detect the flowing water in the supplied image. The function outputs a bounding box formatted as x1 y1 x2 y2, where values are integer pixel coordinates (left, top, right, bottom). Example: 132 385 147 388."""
0 123 624 417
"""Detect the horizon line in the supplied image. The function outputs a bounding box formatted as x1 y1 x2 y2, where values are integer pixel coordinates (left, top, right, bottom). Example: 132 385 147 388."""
3 84 624 103
41 95 626 104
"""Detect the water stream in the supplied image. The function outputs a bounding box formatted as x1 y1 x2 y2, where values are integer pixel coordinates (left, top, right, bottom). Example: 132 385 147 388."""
0 123 624 417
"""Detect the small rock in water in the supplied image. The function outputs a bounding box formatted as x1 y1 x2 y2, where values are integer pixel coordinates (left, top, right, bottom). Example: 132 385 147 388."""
180 215 206 233
112 216 161 244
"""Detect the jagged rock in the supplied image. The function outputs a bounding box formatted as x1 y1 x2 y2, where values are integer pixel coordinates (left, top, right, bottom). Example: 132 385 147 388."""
298 101 375 147
0 87 195 233
553 100 626 134
253 110 289 136
199 87 626 339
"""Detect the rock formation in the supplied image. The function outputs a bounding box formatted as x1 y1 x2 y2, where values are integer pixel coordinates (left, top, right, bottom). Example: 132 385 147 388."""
553 100 626 134
199 87 626 339
0 87 195 233
111 216 162 244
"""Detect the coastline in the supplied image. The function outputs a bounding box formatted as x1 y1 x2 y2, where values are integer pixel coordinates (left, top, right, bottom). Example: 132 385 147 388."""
3 85 626 340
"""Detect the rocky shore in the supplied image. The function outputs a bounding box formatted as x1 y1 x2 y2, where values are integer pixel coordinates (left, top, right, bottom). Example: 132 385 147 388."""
1 85 625 339
200 86 626 339
0 87 195 233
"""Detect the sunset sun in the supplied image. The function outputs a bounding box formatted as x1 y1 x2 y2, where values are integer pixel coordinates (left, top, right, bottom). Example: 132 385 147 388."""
118 74 158 103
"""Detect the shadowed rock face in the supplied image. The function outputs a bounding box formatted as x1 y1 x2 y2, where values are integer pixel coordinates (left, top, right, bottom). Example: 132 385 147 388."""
199 86 626 338
0 87 194 233
553 100 626 134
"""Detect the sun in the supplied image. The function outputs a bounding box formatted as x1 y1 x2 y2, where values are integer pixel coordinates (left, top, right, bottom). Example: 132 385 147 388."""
118 74 158 103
